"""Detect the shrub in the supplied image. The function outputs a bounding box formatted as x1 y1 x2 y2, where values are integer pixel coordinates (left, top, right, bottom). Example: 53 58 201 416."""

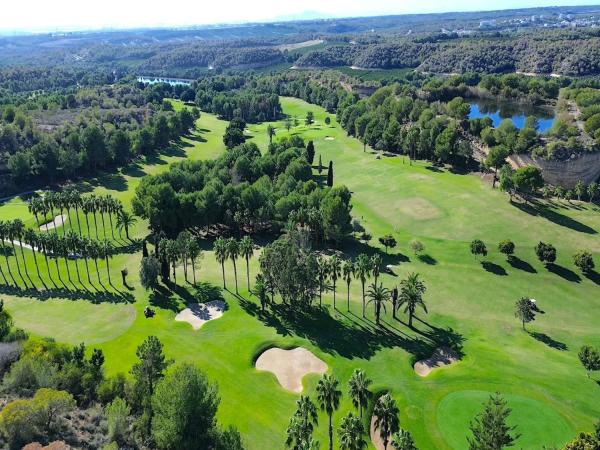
498 240 515 258
409 239 424 255
105 397 131 445
535 242 556 265
470 240 487 258
2 356 58 395
573 250 595 274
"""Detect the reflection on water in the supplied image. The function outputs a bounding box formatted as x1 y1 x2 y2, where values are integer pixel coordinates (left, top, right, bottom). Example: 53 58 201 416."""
469 99 555 132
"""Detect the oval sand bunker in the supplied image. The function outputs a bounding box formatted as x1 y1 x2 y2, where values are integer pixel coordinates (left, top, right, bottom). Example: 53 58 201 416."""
255 347 327 393
175 300 226 330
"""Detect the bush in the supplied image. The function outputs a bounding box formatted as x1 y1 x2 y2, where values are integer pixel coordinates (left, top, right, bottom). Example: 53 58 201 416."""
105 397 131 445
2 356 58 395
498 240 515 258
409 239 424 254
470 240 487 258
573 250 595 274
535 242 556 265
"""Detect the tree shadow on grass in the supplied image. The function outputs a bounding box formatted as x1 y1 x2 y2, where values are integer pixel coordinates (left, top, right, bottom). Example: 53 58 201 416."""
511 200 597 235
547 263 581 283
508 256 536 273
0 284 133 304
417 254 437 265
239 296 464 361
528 331 568 351
584 270 600 286
193 282 225 303
481 261 507 276
148 285 181 312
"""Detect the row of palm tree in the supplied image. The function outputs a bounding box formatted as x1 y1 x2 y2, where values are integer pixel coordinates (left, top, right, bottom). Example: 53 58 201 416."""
213 235 254 294
286 369 416 450
28 190 135 241
0 219 114 290
157 231 203 285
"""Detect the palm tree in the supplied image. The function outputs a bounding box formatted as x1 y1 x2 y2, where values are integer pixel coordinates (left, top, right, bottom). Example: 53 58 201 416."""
8 220 28 288
226 237 240 294
267 124 276 144
0 221 15 286
398 273 427 328
214 237 228 289
367 282 390 325
338 412 367 450
82 196 94 238
116 210 137 240
47 233 64 287
80 237 94 286
316 374 342 450
355 254 371 317
28 197 42 229
188 238 201 285
252 274 269 312
371 254 382 285
67 189 84 237
46 191 59 231
348 369 372 419
329 255 341 309
91 195 101 240
24 229 44 288
286 395 319 450
88 240 102 286
100 240 113 286
99 196 108 240
107 197 119 240
390 429 417 450
166 239 180 283
316 256 329 306
373 394 400 450
342 260 354 312
239 235 254 292
36 233 56 288
56 192 67 237
177 232 192 282
66 231 83 286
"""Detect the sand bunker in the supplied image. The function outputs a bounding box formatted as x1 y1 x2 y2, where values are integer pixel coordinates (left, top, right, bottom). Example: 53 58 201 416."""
414 347 459 377
370 413 386 450
40 215 67 231
255 347 327 393
175 300 226 330
324 136 335 141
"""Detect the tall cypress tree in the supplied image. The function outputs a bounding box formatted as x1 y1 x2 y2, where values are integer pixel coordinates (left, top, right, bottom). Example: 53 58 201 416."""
306 140 315 164
327 161 333 187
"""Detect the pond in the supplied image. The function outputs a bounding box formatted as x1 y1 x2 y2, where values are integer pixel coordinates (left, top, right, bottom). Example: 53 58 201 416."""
469 99 555 132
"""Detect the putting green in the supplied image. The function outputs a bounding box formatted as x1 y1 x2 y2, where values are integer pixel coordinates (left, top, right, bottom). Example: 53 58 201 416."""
437 390 573 449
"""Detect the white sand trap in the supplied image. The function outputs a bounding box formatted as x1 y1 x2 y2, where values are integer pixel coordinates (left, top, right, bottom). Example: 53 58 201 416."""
175 300 226 330
40 214 67 231
255 347 327 393
324 136 335 141
414 346 459 377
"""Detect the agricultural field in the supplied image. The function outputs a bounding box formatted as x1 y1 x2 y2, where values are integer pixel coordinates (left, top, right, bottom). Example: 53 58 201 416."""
1 98 599 449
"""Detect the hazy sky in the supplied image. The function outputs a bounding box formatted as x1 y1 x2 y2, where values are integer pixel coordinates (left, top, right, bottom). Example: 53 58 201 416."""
2 0 599 31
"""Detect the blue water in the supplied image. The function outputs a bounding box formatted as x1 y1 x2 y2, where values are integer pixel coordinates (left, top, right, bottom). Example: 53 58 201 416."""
469 101 555 133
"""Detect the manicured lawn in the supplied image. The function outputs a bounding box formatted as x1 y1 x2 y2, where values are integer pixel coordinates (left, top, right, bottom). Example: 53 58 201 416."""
1 98 599 449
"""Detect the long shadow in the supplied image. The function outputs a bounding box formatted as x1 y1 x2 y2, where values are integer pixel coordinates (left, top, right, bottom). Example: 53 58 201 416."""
528 331 568 351
511 200 597 235
417 254 437 265
481 261 507 276
149 285 181 312
508 256 536 273
0 284 133 304
193 282 225 303
585 270 600 285
547 263 581 283
238 298 463 361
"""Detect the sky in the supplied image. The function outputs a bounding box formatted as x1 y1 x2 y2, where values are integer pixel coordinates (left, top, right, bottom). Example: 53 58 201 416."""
1 0 599 32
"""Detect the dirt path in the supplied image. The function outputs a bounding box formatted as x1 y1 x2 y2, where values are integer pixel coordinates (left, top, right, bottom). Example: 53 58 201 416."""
40 215 67 231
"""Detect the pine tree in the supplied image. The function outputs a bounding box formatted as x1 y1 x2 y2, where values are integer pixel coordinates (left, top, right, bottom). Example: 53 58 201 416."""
327 161 333 187
468 393 519 450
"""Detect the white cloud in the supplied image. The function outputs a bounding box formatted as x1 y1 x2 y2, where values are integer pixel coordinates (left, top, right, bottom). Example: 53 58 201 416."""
1 0 599 32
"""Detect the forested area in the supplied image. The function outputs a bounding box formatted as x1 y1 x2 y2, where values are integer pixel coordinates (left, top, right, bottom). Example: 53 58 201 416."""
132 137 352 242
0 83 199 195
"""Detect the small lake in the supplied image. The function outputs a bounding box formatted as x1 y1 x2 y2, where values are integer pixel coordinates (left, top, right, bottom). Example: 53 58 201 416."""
469 99 555 133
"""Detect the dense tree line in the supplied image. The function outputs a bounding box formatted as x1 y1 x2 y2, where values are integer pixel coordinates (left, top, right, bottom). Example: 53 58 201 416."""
132 137 353 239
193 76 282 122
0 85 199 194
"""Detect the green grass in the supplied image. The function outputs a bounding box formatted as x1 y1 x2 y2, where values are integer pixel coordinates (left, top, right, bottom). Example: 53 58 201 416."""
1 98 599 449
